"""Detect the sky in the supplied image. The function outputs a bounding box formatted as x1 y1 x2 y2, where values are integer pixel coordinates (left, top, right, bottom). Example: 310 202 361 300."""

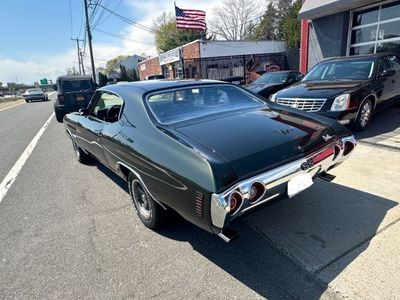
0 0 218 85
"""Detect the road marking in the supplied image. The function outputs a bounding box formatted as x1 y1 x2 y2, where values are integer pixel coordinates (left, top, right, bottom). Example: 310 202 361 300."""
0 101 25 112
0 112 54 203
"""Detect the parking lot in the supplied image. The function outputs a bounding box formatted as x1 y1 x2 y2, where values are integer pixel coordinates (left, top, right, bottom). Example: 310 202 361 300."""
0 97 399 299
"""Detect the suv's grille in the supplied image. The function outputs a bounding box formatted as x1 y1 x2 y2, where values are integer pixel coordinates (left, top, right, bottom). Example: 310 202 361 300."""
276 98 326 112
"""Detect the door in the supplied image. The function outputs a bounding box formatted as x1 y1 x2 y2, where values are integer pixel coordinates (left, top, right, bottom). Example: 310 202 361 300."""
79 92 115 162
387 54 400 99
376 57 395 104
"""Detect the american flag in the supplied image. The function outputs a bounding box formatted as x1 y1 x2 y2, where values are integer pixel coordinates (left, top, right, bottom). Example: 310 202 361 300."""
175 5 206 31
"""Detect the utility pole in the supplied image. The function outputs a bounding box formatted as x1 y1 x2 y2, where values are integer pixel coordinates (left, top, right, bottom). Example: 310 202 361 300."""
71 38 85 75
79 51 86 75
84 0 96 82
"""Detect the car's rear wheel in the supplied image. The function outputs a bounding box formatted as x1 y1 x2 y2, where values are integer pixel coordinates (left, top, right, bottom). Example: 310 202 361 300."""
353 99 372 131
72 140 91 164
128 173 166 229
55 109 65 123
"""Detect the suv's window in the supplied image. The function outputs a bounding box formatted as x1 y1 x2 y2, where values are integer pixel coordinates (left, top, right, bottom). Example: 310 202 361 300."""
91 92 123 123
60 80 94 93
288 72 301 82
388 55 400 71
378 58 392 75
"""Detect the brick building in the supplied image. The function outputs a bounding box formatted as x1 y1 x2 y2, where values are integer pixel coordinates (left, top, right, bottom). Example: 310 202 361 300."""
138 39 288 83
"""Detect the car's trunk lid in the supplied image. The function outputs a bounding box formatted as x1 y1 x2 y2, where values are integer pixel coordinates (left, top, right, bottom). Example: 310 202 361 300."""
174 108 336 179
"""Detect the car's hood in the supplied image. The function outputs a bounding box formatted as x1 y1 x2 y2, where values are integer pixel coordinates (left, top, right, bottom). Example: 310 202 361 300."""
246 83 282 93
278 80 366 99
174 108 340 180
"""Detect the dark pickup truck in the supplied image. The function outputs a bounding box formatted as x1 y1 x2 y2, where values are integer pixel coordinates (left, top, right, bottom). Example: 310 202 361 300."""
270 53 400 131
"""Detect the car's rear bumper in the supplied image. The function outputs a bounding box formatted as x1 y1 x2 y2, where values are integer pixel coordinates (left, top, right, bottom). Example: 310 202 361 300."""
24 96 46 100
210 135 356 231
55 104 88 113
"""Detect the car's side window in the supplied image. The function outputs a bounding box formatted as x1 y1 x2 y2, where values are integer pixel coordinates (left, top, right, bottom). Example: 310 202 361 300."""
388 55 400 71
378 58 392 75
91 92 123 123
288 72 301 82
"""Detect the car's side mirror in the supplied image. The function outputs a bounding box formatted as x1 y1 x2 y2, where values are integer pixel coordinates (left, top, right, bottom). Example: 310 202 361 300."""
287 79 295 84
380 69 396 78
79 108 89 116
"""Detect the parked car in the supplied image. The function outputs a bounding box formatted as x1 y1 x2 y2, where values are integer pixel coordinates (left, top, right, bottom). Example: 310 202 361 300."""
64 80 356 241
54 75 96 122
22 88 48 102
145 74 165 80
246 71 303 98
270 53 400 131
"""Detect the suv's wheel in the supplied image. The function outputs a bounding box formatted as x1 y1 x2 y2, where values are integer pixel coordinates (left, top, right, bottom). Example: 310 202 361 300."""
353 99 372 131
55 109 65 123
128 173 166 229
72 141 91 164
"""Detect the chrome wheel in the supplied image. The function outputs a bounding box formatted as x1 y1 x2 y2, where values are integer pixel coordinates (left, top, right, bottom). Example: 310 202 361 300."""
359 102 371 128
132 179 152 220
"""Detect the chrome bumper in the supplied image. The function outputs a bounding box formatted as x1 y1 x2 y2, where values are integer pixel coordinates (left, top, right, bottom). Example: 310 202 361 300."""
210 135 356 229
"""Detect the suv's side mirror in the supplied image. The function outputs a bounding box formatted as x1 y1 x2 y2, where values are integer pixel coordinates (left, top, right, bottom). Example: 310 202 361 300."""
380 69 396 78
79 108 89 116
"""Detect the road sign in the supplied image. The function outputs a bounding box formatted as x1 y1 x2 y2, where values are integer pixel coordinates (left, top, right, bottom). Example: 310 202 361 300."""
40 78 48 85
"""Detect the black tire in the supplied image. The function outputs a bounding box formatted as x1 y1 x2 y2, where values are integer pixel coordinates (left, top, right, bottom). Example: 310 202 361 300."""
55 109 65 123
25 100 29 103
128 173 167 229
72 140 91 164
352 99 373 132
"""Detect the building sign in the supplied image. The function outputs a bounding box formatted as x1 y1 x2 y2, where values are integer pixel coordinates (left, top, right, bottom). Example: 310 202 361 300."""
159 48 181 65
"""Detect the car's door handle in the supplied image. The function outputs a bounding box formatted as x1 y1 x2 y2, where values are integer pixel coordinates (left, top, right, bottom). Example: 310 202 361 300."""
94 130 102 136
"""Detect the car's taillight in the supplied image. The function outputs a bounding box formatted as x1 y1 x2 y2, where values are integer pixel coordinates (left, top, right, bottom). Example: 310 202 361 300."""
311 147 335 165
58 95 64 103
248 182 266 204
228 191 243 215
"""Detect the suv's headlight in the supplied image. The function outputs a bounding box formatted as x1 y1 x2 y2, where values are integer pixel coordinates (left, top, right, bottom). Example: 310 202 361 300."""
330 94 350 111
270 93 277 102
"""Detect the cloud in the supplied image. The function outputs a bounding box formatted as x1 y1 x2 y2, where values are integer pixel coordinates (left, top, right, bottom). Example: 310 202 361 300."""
0 0 218 84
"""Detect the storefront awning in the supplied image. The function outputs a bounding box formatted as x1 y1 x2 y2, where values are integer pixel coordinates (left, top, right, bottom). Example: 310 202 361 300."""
299 0 381 20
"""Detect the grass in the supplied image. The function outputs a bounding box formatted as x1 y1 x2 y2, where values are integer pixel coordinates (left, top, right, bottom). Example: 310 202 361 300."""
0 96 23 103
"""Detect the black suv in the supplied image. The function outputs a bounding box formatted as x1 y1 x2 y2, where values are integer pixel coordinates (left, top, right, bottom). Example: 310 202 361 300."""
270 53 400 131
54 75 96 122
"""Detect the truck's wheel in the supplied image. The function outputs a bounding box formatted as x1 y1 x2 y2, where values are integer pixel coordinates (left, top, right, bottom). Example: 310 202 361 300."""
72 140 91 164
352 99 372 132
55 109 65 123
128 173 166 229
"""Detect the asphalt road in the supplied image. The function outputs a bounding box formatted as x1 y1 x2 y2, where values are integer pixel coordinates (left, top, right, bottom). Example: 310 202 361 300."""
0 99 333 299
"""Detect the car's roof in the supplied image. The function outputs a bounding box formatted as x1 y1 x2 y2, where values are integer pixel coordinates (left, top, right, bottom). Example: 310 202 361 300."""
323 53 398 62
57 75 93 81
101 79 225 94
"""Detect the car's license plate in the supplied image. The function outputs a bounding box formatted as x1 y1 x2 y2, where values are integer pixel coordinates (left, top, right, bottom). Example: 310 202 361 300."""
76 96 85 101
287 173 313 198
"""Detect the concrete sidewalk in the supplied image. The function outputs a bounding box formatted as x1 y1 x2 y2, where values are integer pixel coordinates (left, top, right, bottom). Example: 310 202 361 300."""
245 106 400 299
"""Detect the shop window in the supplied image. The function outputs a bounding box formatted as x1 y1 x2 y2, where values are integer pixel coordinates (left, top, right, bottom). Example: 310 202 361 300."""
349 1 400 56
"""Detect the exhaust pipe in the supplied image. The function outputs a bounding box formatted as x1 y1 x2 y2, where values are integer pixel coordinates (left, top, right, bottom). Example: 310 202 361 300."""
319 172 336 182
218 227 238 243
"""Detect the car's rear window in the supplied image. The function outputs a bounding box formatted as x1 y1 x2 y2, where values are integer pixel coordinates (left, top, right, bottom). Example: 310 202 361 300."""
146 85 264 124
60 80 94 93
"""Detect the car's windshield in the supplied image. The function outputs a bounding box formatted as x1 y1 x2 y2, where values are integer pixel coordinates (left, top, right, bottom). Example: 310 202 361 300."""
253 72 289 84
147 85 264 124
60 80 94 93
26 88 42 94
303 59 375 81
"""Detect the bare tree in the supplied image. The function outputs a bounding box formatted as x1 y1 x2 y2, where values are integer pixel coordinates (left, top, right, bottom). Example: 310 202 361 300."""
209 0 262 40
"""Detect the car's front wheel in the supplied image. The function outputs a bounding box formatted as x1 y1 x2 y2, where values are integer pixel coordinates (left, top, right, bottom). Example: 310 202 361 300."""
353 99 372 131
72 140 91 164
128 173 167 229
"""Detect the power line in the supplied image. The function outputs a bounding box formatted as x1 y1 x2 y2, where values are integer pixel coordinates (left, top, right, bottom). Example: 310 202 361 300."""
94 28 155 46
96 3 156 33
95 0 123 27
